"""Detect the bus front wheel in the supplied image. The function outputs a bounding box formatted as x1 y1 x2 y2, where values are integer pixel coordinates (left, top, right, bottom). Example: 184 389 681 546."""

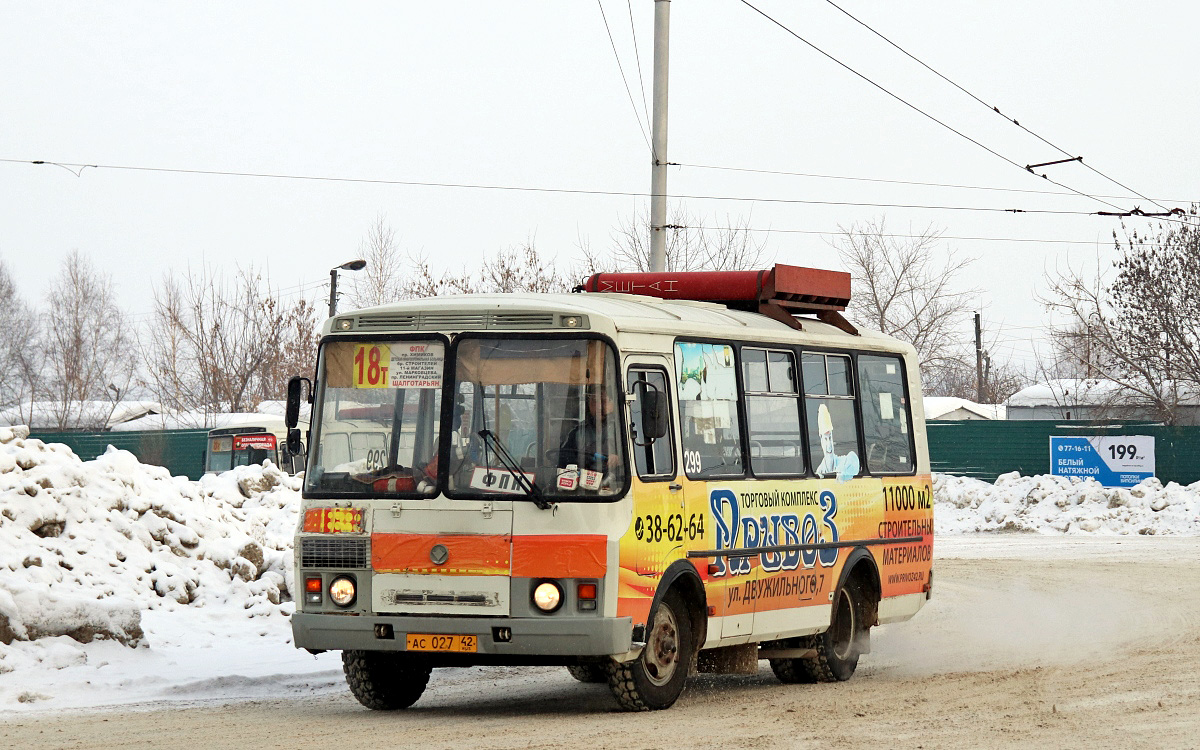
342 650 431 710
608 590 694 711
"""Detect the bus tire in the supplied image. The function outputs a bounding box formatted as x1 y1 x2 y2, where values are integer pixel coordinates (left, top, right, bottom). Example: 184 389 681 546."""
768 649 818 684
341 650 431 710
608 590 693 711
805 579 869 683
566 663 609 683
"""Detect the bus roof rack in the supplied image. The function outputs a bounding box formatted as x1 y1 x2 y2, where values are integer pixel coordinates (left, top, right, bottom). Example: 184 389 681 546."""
579 264 858 335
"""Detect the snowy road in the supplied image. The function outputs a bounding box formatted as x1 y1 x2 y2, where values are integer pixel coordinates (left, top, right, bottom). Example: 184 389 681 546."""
3 535 1199 749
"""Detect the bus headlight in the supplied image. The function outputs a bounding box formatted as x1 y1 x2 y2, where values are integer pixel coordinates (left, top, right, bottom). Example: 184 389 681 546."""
329 576 357 607
532 581 563 613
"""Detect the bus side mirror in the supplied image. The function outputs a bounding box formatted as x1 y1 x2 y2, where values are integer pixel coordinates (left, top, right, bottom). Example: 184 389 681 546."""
285 376 310 429
634 382 668 441
286 429 303 458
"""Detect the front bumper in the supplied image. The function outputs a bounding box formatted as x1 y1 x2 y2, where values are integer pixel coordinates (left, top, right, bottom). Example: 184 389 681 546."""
291 611 633 657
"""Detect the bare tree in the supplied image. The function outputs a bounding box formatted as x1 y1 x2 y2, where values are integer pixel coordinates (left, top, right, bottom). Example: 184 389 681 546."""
0 260 41 417
400 239 569 297
478 238 569 293
924 355 1028 403
142 265 316 423
1042 210 1200 424
580 206 771 274
254 296 320 403
345 215 407 309
43 250 134 429
834 218 976 376
401 252 479 298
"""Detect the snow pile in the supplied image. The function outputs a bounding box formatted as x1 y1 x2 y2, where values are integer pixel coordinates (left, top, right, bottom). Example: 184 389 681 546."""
0 425 301 668
934 471 1200 535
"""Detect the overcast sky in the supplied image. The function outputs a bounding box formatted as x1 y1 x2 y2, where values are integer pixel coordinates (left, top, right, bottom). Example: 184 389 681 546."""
2 1 1196 372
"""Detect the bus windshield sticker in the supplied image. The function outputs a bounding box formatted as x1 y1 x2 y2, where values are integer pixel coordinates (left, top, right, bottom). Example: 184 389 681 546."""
388 342 444 389
469 466 536 494
233 434 276 450
878 392 894 420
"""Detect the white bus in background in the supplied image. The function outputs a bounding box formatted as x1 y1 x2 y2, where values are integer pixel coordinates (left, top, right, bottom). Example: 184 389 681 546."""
205 416 300 474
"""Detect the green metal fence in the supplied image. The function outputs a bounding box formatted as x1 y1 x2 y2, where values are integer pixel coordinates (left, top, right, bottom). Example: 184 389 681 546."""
26 420 1200 486
926 420 1200 485
27 429 209 480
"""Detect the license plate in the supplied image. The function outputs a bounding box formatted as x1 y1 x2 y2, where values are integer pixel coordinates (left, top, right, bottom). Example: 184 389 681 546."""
406 633 478 653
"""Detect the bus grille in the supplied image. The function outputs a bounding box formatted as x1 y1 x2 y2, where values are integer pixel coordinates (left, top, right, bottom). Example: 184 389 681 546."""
350 311 560 331
491 312 555 328
301 537 369 569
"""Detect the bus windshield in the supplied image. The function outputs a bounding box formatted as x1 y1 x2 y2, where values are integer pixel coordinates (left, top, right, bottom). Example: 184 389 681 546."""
448 337 626 500
207 433 277 473
304 339 444 496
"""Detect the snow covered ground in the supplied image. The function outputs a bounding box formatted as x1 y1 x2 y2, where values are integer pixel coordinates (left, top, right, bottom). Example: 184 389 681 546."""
0 427 1197 715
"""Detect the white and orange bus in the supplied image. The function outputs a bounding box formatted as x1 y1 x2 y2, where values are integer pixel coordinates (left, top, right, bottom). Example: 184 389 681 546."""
286 264 933 711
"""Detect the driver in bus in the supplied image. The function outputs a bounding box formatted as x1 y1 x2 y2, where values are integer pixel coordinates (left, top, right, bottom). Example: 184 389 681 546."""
558 385 619 484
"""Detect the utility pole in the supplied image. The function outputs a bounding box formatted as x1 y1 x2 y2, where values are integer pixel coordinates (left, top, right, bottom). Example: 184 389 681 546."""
974 312 984 402
649 0 671 273
328 268 340 319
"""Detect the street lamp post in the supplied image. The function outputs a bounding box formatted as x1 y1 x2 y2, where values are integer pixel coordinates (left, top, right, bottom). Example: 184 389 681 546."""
328 259 367 318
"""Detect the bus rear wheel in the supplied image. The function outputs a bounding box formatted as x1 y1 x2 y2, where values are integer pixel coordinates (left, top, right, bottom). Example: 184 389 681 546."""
608 590 693 711
806 579 869 682
768 639 818 684
566 663 609 683
342 650 431 710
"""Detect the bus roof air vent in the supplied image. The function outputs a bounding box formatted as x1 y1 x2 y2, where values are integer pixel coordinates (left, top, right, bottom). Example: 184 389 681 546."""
579 264 857 334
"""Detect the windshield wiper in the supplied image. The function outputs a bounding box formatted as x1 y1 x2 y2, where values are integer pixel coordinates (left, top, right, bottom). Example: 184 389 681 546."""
477 429 552 510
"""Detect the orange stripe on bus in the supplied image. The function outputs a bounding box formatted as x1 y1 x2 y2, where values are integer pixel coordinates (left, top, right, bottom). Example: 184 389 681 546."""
370 533 511 575
511 534 607 579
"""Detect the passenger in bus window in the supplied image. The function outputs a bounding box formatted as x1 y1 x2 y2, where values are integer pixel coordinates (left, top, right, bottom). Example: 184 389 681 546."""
815 403 859 481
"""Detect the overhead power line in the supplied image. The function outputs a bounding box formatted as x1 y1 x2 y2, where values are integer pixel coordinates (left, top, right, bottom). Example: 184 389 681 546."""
596 0 652 153
736 0 1126 214
677 162 1197 205
677 224 1182 249
4 156 1134 217
625 0 652 131
817 0 1172 214
10 157 1196 229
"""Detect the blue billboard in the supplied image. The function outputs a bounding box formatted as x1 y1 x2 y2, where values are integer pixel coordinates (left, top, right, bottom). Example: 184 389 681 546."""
1049 436 1155 488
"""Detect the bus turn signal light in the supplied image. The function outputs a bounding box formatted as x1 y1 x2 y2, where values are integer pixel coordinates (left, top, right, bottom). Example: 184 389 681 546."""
305 576 322 605
577 582 597 611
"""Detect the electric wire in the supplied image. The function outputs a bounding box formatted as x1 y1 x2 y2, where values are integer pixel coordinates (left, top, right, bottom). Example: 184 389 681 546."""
626 0 653 131
736 0 1126 213
677 162 1196 206
676 224 1171 248
596 0 652 153
0 157 1124 218
818 0 1172 213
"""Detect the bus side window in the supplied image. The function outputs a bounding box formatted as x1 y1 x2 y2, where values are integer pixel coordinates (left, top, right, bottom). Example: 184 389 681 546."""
802 352 862 481
627 368 675 480
675 342 743 479
743 347 804 476
857 354 915 474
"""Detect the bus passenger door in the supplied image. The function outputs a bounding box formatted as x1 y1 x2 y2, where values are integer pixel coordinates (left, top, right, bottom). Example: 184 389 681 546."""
626 362 679 582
